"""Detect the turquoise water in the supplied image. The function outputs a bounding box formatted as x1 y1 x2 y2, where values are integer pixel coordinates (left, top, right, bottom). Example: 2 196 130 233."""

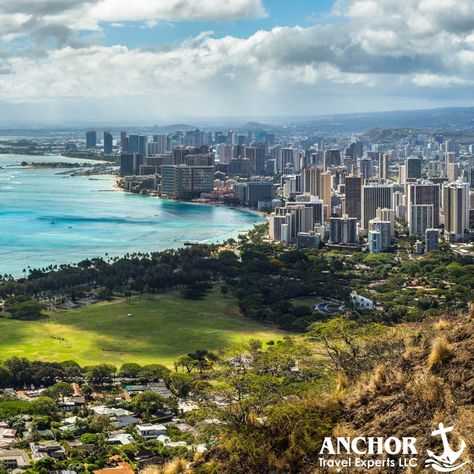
0 154 262 276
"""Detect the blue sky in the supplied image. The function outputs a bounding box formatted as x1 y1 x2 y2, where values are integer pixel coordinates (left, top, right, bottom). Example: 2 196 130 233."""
0 0 474 123
101 1 336 49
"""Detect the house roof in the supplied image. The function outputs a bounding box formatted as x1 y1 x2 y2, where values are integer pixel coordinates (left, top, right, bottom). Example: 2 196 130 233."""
0 449 30 467
93 462 134 474
136 424 166 432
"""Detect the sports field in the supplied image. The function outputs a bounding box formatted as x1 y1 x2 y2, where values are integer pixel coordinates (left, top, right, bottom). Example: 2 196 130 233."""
0 288 284 367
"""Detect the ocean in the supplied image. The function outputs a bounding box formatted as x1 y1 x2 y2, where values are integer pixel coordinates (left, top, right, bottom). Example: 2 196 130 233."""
0 154 263 276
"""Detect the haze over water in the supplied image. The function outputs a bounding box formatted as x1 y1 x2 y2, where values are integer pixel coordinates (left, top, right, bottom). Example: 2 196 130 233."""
0 154 262 276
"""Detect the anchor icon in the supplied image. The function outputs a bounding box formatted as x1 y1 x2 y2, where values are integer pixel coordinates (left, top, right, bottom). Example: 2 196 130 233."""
425 423 470 472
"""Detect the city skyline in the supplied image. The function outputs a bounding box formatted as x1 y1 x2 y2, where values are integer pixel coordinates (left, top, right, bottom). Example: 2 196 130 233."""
2 0 474 122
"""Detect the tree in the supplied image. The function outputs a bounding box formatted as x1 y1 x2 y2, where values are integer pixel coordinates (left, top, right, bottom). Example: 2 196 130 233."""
309 317 404 379
60 360 82 379
6 298 44 320
131 391 166 419
118 363 141 378
87 414 113 434
167 373 193 398
0 367 12 389
28 397 58 418
139 364 170 380
87 364 115 385
43 382 73 403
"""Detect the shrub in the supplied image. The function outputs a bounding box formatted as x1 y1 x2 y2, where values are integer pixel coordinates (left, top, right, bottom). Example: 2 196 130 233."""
433 319 449 331
428 337 453 369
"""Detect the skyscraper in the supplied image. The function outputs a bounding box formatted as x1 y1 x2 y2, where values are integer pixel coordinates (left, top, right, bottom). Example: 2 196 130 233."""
128 135 147 155
103 131 113 155
329 215 358 245
425 228 439 252
409 205 434 237
359 157 372 180
320 172 332 221
406 156 422 180
407 182 440 235
369 219 392 251
160 164 214 199
361 184 393 229
442 181 470 241
247 181 274 208
86 130 97 149
120 131 128 153
344 175 363 220
379 153 390 180
120 153 143 176
303 166 322 197
324 149 341 169
152 134 167 154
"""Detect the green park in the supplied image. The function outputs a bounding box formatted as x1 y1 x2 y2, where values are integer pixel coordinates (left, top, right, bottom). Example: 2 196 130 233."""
0 288 284 367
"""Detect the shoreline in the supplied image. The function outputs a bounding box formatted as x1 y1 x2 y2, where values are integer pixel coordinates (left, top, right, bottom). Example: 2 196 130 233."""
1 162 267 277
112 176 269 221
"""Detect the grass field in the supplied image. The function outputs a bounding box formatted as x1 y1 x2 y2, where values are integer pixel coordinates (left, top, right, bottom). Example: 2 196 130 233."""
0 288 285 367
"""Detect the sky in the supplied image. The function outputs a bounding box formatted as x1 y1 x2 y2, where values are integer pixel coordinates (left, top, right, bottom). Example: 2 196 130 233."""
1 0 474 124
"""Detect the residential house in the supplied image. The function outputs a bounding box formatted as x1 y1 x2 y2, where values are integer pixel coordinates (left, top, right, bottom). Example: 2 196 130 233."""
30 441 66 461
136 424 167 440
106 433 135 446
0 449 30 470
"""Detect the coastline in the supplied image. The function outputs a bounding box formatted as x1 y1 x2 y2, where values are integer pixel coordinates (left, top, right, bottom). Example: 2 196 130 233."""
112 175 269 221
0 158 265 276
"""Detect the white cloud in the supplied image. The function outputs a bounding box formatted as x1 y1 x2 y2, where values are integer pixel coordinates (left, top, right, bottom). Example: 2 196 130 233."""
1 0 474 119
0 0 267 39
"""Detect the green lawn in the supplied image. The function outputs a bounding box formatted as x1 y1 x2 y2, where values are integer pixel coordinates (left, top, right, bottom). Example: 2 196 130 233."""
0 288 285 367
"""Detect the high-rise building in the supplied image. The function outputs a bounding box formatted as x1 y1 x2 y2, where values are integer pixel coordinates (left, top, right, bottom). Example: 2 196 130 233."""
442 180 470 241
160 165 214 199
324 149 341 169
271 204 315 243
228 158 252 177
425 228 439 252
320 172 332 221
281 148 299 172
247 181 274 209
367 230 382 253
329 215 358 245
369 219 392 251
86 131 97 149
120 153 143 176
295 194 325 224
406 156 422 180
407 182 440 235
128 135 147 155
393 191 405 220
103 131 113 155
376 208 395 236
120 131 128 153
359 157 372 181
146 142 164 157
361 184 393 229
379 153 390 180
409 205 434 237
344 175 363 220
447 162 460 182
152 134 167 154
303 166 322 197
185 129 205 147
245 144 266 175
